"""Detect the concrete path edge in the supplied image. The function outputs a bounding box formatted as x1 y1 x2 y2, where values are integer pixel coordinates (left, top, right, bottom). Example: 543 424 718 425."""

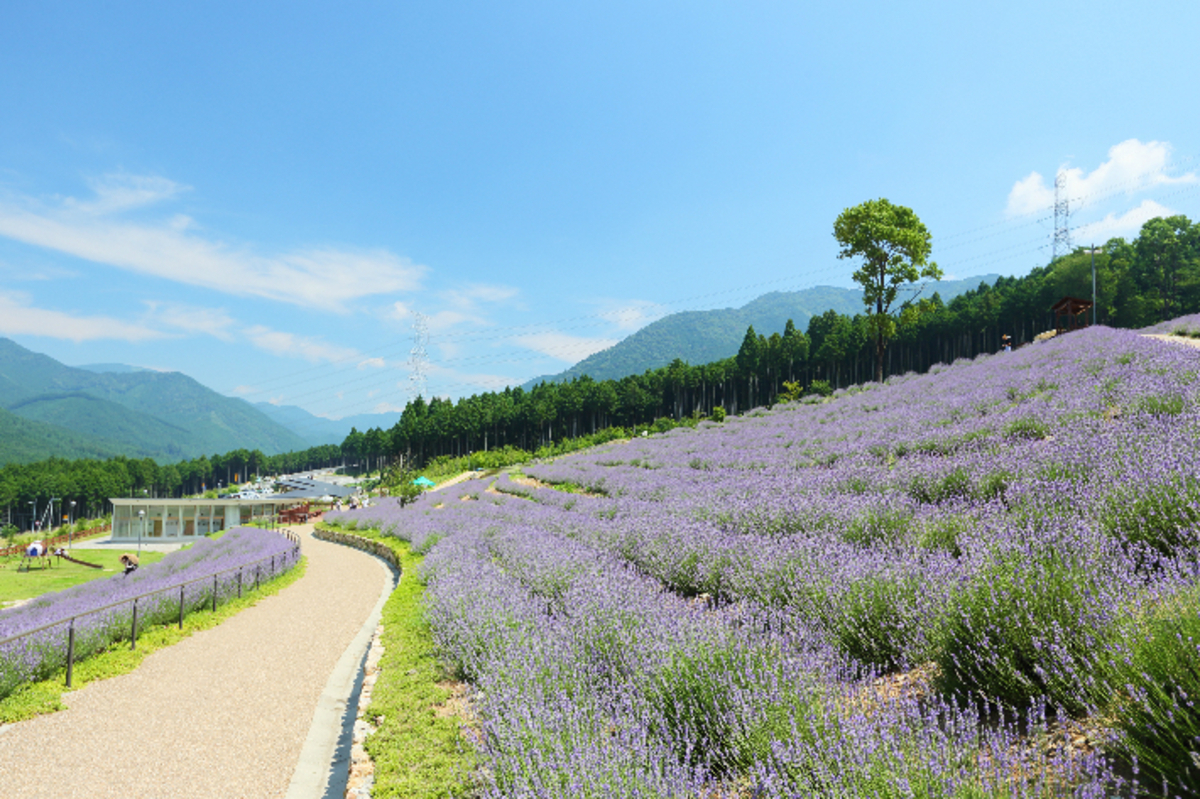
287 543 399 799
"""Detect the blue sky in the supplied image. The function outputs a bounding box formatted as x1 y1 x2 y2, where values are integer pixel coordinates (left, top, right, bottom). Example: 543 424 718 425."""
1 1 1197 423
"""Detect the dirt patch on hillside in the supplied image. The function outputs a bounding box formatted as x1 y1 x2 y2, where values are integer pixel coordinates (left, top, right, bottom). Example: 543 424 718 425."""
510 474 604 498
1145 333 1200 349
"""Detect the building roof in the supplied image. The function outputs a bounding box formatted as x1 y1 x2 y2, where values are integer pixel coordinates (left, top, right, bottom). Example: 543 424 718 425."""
276 477 357 499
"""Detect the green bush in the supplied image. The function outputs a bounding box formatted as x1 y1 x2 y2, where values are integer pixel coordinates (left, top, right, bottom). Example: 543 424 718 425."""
819 573 924 671
934 546 1109 713
1104 585 1200 791
907 467 973 505
1003 416 1050 440
645 641 805 775
711 406 727 423
808 379 834 397
1098 475 1200 557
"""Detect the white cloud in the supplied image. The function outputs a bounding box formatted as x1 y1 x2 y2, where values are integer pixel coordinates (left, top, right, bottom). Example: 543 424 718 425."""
142 300 237 341
446 283 520 305
1074 199 1175 242
357 357 386 369
373 401 406 414
230 385 258 396
1006 139 1196 217
0 175 427 311
0 289 166 342
66 173 190 215
595 298 670 332
514 331 619 363
242 324 362 364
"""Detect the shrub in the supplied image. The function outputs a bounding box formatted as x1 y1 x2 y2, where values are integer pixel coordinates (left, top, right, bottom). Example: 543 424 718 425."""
819 573 925 671
644 640 812 775
1104 584 1200 791
934 544 1111 713
710 406 727 423
1098 476 1200 557
808 379 834 397
916 516 968 557
907 468 972 505
1134 393 1185 416
1003 416 1050 440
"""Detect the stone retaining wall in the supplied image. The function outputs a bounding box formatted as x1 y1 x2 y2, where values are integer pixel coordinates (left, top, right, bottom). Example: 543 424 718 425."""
312 528 402 575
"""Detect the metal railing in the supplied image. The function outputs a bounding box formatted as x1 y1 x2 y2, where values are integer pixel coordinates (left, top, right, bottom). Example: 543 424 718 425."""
0 534 302 689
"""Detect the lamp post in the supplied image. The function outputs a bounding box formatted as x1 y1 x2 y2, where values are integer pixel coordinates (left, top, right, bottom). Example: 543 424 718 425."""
138 510 145 556
29 500 35 535
69 501 76 551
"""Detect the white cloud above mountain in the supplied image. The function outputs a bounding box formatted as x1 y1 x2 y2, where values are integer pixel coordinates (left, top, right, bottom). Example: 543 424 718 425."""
0 174 427 311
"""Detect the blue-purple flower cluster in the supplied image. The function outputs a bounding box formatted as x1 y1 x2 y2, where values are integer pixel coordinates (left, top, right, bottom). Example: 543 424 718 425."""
0 527 299 699
329 324 1200 796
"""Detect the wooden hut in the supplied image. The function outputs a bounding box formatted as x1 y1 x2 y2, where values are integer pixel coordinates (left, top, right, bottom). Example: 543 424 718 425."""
1051 296 1093 333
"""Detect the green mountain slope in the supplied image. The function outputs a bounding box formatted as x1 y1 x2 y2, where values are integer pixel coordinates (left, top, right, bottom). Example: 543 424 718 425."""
0 339 310 463
525 276 999 386
0 405 129 465
7 391 193 460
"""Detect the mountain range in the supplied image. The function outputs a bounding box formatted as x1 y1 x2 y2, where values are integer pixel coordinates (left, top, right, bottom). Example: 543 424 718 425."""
0 338 309 466
523 275 1000 387
251 402 402 446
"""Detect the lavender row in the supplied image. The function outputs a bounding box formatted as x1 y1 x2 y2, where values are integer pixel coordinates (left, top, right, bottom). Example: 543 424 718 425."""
327 324 1200 793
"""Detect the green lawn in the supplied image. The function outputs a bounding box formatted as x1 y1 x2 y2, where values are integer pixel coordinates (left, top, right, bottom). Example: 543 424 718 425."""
0 550 169 604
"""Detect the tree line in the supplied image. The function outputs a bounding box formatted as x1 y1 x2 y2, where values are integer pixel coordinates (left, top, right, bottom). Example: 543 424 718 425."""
3 213 1197 529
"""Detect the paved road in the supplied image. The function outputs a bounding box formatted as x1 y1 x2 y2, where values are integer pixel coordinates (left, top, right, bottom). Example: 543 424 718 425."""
0 525 392 799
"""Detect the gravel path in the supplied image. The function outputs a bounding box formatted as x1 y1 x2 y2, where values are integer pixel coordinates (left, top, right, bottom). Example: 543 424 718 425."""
0 525 391 799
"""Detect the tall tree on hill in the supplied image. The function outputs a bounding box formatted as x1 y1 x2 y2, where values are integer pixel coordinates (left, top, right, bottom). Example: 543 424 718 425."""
834 199 942 382
736 326 763 409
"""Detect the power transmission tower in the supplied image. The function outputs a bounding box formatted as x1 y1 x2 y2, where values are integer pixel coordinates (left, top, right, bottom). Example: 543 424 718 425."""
1052 169 1072 261
407 312 429 401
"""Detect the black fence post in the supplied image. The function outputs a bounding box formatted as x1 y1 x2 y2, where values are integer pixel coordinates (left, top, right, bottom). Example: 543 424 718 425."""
212 574 218 613
66 619 75 688
131 599 138 650
237 568 242 599
179 585 185 629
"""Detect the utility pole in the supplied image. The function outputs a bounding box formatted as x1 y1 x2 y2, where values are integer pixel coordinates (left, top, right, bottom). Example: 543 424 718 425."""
1091 243 1097 325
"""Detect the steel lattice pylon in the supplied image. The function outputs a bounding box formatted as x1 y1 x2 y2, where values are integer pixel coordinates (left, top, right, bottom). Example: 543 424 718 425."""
1052 169 1072 261
407 312 429 401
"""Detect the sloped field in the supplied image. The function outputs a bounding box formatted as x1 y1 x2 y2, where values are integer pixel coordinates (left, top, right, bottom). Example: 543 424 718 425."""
331 324 1200 797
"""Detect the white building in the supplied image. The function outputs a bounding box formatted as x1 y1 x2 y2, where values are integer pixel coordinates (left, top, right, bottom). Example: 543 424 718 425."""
109 498 297 542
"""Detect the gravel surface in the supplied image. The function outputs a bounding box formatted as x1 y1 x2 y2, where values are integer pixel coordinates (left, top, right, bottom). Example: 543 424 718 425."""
0 525 391 799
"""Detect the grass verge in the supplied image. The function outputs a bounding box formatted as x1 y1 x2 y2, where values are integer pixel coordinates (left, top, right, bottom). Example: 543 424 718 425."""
317 522 477 798
0 555 307 724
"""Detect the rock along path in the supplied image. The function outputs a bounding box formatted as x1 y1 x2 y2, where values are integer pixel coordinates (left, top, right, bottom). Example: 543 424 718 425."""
0 524 392 799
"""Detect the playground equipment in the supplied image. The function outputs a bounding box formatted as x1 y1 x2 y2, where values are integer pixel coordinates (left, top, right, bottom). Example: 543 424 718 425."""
18 541 103 571
54 549 103 569
20 541 52 570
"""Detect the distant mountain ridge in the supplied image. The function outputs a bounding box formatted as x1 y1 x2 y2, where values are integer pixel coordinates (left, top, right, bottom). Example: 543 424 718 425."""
524 275 1000 387
251 402 403 446
0 338 310 466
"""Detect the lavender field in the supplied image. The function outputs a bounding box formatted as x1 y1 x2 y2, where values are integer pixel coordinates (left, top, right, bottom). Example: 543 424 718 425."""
329 323 1200 797
0 527 300 700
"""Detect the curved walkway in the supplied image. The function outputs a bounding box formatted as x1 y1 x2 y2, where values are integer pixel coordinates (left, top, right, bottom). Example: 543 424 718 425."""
0 525 393 799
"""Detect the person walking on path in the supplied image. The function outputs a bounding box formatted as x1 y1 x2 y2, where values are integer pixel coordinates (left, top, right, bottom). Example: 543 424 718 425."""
0 524 392 799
